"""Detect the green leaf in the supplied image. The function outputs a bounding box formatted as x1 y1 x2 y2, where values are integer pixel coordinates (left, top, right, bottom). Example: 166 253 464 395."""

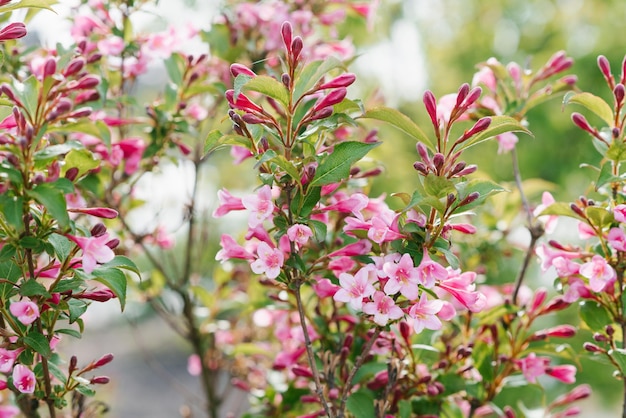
48 120 111 149
0 0 57 12
538 201 579 219
100 255 141 277
461 115 533 150
24 330 52 358
34 141 83 161
607 138 626 162
609 348 626 375
164 53 185 86
398 400 412 418
596 161 621 189
455 178 507 211
293 57 343 101
565 91 614 127
46 361 68 385
55 328 82 339
203 129 224 156
20 279 51 298
243 75 289 108
48 233 72 262
63 148 99 178
271 154 301 184
360 106 433 148
53 277 84 293
474 342 495 382
309 141 379 187
67 299 88 323
346 390 376 417
91 267 127 310
291 186 321 218
0 195 24 232
423 174 456 199
0 244 16 262
14 76 39 120
579 301 612 330
309 219 327 242
29 183 70 229
586 206 614 229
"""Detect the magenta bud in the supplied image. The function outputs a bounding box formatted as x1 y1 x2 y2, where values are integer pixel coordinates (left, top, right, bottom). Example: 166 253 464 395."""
90 376 110 384
105 238 120 249
570 203 585 217
69 356 78 372
416 142 430 162
583 342 603 353
0 22 26 41
455 83 470 108
1 83 18 103
598 55 612 79
308 107 333 121
503 406 516 418
432 152 444 170
67 107 93 119
455 164 478 177
75 90 100 105
291 366 313 378
90 223 107 237
413 161 428 175
241 113 267 124
463 117 491 139
291 36 303 61
281 21 293 53
75 75 100 90
77 289 116 302
230 63 256 78
621 55 626 85
615 84 625 105
65 167 79 181
43 58 57 78
281 73 290 88
64 57 86 77
87 53 102 64
319 73 356 89
313 88 347 112
571 112 593 133
225 90 264 113
423 90 438 127
461 191 480 205
94 353 114 368
462 86 482 107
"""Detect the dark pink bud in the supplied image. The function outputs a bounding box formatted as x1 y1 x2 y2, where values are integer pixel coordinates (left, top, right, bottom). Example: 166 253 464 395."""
607 325 615 336
423 90 438 127
291 36 303 61
69 356 78 372
503 406 516 418
281 22 293 53
455 83 470 108
454 164 478 177
75 90 100 105
105 238 120 249
560 75 578 85
598 55 612 79
615 84 625 105
462 117 491 139
69 207 118 219
533 324 576 340
65 167 79 181
67 107 93 119
54 98 73 114
230 63 256 78
94 353 114 368
308 107 333 121
319 73 356 89
621 55 626 85
63 57 85 77
413 161 428 175
570 203 585 217
416 142 430 162
90 223 107 237
291 366 313 378
1 83 19 103
75 75 100 90
583 342 603 353
0 22 26 41
539 297 570 314
313 88 347 112
432 153 444 170
399 321 411 341
231 378 250 391
571 112 593 133
241 113 267 124
47 160 60 182
43 58 57 78
87 53 102 64
461 191 480 205
90 376 110 384
77 289 116 302
462 86 482 107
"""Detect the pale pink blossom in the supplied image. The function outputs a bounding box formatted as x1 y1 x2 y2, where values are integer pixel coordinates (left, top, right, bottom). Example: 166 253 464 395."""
382 253 420 300
12 364 35 394
9 300 40 325
67 233 115 274
416 249 448 288
552 257 581 277
212 188 245 217
533 191 558 234
287 224 313 246
327 240 372 258
608 227 626 251
438 268 486 312
250 242 284 279
97 36 125 55
0 349 19 373
535 243 581 272
496 132 518 154
614 204 626 223
187 354 202 376
516 352 549 383
0 405 19 418
312 277 339 299
322 192 368 217
578 222 596 240
116 137 146 175
367 214 405 244
215 234 254 262
230 145 254 164
579 255 616 292
185 103 209 121
408 293 444 333
362 291 404 326
242 185 276 228
472 66 497 92
546 364 577 384
328 256 356 275
333 267 376 310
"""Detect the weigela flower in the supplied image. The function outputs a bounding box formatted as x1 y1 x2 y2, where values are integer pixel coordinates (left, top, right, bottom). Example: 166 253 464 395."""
579 255 616 292
533 191 558 234
614 204 626 223
215 234 254 262
0 405 19 418
242 185 276 228
0 349 19 373
408 293 444 333
416 249 448 288
333 266 376 310
287 224 313 246
250 242 284 279
382 253 420 300
608 227 626 251
362 291 404 326
67 233 116 274
9 300 40 325
12 364 35 394
212 188 245 217
516 352 549 383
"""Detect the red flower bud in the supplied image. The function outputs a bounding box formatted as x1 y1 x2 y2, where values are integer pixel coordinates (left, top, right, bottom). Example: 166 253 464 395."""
308 107 333 121
313 88 347 112
64 57 85 77
230 63 256 78
90 376 110 384
0 22 26 41
76 289 116 302
455 83 470 108
615 84 625 106
291 366 313 378
75 75 100 90
461 117 491 140
583 342 603 353
598 55 612 80
319 73 356 90
571 112 594 133
225 90 264 113
43 58 57 78
94 353 114 368
423 90 438 128
68 207 119 219
281 21 293 53
291 36 303 61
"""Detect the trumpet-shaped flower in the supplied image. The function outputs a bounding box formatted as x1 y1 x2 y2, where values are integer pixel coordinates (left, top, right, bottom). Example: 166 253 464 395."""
9 300 40 325
580 255 616 292
212 188 245 217
250 242 284 279
0 349 19 373
362 291 404 326
287 224 313 246
408 293 444 333
383 253 420 300
12 364 35 394
416 250 448 288
242 185 276 228
333 267 376 311
67 233 116 274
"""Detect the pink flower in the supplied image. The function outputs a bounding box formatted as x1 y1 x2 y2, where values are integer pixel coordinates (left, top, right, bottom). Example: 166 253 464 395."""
496 132 518 154
313 277 339 298
408 293 444 333
608 227 626 251
516 353 549 383
362 291 404 326
242 185 276 228
215 234 254 262
472 66 497 92
0 22 26 42
0 349 19 373
187 354 202 376
322 192 368 217
97 36 125 55
116 137 146 175
382 253 420 300
0 405 19 418
416 249 448 288
287 224 313 246
67 233 116 274
250 242 284 279
535 243 581 272
12 364 36 394
333 267 376 310
579 255 616 292
9 300 40 325
327 239 372 258
185 103 208 121
230 146 254 164
614 204 626 223
212 188 245 217
533 191 558 234
438 268 486 313
367 214 405 244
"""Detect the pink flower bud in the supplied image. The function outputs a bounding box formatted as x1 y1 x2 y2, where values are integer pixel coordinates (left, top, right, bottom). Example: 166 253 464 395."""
291 366 313 378
281 22 293 53
319 73 356 90
0 22 26 41
64 57 85 77
77 289 116 302
90 376 110 384
462 117 491 139
463 86 482 107
67 107 93 119
75 75 100 90
533 324 576 340
241 113 267 124
423 90 438 128
621 55 626 85
68 207 119 219
225 90 264 113
572 112 594 133
615 84 625 106
291 36 303 61
455 83 470 108
598 55 612 79
43 58 57 78
230 63 256 78
308 107 333 121
94 353 114 368
313 88 347 112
